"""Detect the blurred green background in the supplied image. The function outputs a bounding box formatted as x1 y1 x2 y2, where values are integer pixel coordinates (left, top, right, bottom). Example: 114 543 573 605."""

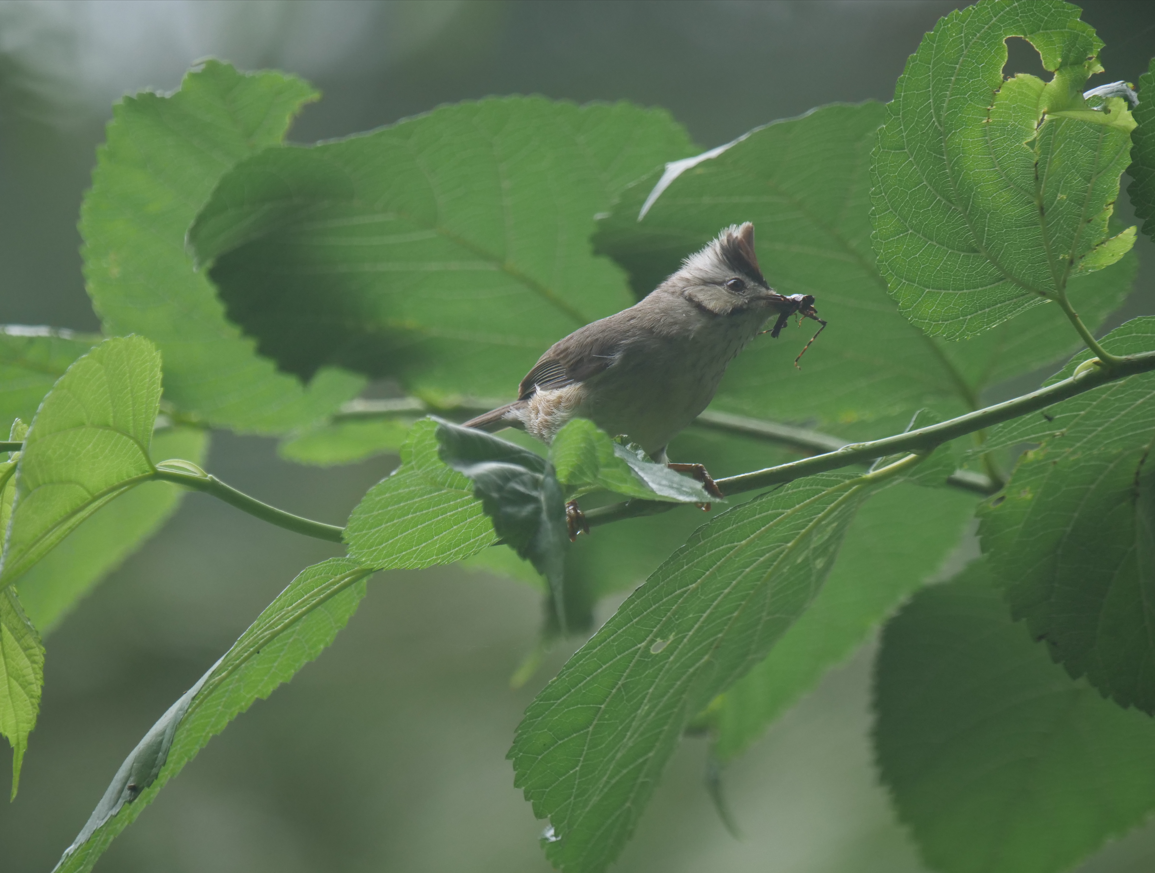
3 2 1155 871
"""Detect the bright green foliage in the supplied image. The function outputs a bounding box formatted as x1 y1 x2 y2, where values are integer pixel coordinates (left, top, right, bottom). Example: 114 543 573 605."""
17 428 209 633
0 338 162 587
979 318 1155 712
550 418 711 502
1 434 43 800
0 586 43 800
434 421 569 621
52 557 371 873
188 97 694 398
594 101 1134 433
278 418 413 465
711 482 975 761
510 471 869 873
875 561 1155 873
871 0 1135 340
11 10 1155 871
344 420 496 569
0 327 98 435
81 60 363 433
1130 58 1155 242
346 418 717 617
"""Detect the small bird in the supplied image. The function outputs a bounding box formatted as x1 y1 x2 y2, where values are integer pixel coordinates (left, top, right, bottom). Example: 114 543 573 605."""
464 222 824 510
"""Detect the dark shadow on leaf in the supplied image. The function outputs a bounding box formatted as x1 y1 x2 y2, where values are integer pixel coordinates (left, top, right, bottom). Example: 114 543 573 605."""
209 243 434 382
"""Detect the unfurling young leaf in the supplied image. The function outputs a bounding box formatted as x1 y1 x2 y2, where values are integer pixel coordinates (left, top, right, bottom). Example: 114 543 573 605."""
870 0 1135 339
979 318 1155 712
0 337 162 587
875 561 1155 873
511 471 870 873
52 557 372 873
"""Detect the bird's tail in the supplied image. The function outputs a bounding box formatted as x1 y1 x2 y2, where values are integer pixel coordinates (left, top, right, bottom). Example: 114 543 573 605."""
462 401 524 432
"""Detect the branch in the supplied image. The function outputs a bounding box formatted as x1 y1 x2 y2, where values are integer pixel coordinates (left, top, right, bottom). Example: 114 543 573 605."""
336 400 994 493
583 350 1155 528
7 351 1149 545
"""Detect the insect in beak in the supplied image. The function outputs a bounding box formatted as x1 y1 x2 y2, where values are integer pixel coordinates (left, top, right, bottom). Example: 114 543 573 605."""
760 292 828 368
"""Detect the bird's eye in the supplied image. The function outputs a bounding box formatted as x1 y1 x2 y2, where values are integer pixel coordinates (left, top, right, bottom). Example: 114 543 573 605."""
725 278 746 293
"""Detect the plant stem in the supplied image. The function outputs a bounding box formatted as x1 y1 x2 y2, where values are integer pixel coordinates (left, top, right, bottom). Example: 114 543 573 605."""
582 349 1155 528
1056 294 1126 368
18 348 1145 545
695 411 995 494
152 463 346 543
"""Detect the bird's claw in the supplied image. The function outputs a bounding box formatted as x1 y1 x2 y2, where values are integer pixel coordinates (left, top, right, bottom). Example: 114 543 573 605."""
667 462 725 500
566 499 590 541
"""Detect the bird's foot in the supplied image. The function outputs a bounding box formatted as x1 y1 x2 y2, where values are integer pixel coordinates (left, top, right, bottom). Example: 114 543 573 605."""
667 462 725 511
566 499 590 541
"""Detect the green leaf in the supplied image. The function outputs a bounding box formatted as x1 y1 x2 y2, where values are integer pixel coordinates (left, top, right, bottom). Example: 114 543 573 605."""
874 560 1155 873
0 583 43 800
550 418 711 502
710 481 975 761
979 318 1155 712
16 428 209 633
0 327 99 436
0 337 162 587
1129 58 1155 242
981 317 1155 453
871 0 1134 339
81 60 363 433
0 419 23 526
52 557 371 873
434 421 568 625
593 101 1135 436
277 418 412 466
934 242 1136 393
188 97 694 398
344 419 495 569
1075 224 1136 274
510 471 869 873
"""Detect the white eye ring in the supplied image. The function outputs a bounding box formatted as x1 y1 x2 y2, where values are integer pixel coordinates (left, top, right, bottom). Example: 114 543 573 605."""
725 278 746 293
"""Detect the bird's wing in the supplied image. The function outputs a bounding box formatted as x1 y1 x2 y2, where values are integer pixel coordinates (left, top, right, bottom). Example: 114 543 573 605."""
517 318 629 400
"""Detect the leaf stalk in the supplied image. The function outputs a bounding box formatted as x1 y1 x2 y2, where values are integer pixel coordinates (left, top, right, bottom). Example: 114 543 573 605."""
1055 294 1126 368
152 463 346 543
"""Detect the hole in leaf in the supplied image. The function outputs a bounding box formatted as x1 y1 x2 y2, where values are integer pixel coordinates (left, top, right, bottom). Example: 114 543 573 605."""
650 637 671 654
1002 37 1047 80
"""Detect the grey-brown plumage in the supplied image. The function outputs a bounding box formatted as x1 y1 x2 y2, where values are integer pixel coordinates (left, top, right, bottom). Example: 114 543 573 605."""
464 223 822 461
